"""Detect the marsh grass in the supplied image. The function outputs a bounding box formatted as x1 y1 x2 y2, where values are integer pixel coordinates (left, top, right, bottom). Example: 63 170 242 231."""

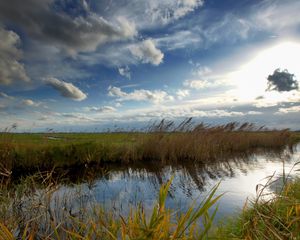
0 173 223 239
0 120 295 180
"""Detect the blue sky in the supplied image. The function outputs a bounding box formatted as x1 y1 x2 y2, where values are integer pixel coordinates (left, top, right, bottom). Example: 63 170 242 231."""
0 0 300 131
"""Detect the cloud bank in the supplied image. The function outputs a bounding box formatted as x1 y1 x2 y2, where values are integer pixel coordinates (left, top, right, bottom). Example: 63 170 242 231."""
0 0 136 56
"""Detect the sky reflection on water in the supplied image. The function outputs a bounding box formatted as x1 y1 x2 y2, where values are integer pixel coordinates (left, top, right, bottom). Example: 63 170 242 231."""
53 144 300 220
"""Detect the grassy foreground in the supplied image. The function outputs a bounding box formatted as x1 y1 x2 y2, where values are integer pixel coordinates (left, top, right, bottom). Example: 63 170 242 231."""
0 174 223 239
211 173 300 239
0 121 296 178
0 171 300 239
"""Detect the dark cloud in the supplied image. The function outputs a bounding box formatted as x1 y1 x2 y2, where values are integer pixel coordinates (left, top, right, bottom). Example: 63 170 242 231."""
266 69 298 92
0 0 136 56
255 96 264 100
0 26 30 85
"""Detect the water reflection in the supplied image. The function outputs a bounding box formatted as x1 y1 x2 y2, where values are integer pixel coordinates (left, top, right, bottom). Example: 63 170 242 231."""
52 144 300 220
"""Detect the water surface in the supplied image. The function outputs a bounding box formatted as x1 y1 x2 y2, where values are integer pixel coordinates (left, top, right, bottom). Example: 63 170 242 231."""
53 144 300 220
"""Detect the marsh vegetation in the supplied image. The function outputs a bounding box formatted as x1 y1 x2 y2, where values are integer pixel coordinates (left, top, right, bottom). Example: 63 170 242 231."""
0 120 295 180
0 120 299 239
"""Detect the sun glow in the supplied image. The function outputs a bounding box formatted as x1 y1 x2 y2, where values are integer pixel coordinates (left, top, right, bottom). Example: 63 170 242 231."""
229 41 300 102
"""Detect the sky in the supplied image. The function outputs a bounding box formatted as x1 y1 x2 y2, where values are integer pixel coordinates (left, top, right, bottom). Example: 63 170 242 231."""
0 0 300 132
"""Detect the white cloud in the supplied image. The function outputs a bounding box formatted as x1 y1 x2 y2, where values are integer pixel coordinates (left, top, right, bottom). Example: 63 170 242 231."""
129 39 164 65
183 65 230 90
87 106 117 113
247 111 262 115
115 108 246 121
115 102 122 107
176 89 190 99
0 27 30 85
199 1 300 47
155 30 202 50
173 0 204 19
252 0 300 33
203 14 252 44
118 66 131 79
21 99 41 107
81 0 89 11
184 79 224 89
45 77 87 101
108 86 173 103
95 0 204 29
192 66 212 77
275 106 300 115
254 101 278 108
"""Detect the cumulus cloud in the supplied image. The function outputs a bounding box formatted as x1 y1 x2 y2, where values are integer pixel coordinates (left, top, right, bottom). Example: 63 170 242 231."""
275 106 300 115
0 27 30 85
45 77 87 101
183 65 229 90
87 106 117 113
173 0 205 19
266 69 298 92
129 39 164 65
0 0 136 56
21 99 40 107
118 66 131 79
108 86 173 103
